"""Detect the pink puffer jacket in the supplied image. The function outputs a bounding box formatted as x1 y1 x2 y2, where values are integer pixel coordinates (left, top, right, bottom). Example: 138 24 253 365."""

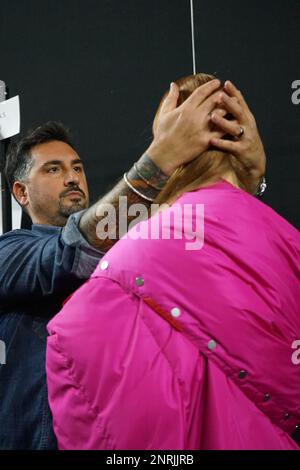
46 180 300 449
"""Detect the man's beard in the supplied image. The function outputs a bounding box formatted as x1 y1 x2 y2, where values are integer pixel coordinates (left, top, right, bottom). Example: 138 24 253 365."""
28 189 88 227
58 198 87 218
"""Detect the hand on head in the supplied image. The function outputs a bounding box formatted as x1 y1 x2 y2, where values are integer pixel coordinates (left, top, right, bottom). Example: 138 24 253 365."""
210 80 266 183
147 78 225 175
147 74 266 194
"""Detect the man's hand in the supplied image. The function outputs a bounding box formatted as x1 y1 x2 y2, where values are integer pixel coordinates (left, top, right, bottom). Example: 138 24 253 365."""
146 79 226 176
210 80 266 191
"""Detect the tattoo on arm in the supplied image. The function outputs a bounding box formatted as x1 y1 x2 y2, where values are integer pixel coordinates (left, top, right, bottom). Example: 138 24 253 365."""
79 153 169 252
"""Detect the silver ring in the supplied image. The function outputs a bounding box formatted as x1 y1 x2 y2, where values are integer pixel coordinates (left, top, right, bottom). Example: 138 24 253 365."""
233 126 244 141
237 126 244 138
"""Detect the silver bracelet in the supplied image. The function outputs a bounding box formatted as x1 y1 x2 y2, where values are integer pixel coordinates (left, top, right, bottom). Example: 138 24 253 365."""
123 173 154 202
256 176 267 197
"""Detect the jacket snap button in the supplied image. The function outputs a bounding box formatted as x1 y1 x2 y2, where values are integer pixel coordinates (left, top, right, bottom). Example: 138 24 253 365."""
238 370 247 379
170 307 181 318
207 340 216 351
100 260 109 270
135 277 144 287
283 413 290 420
263 393 271 402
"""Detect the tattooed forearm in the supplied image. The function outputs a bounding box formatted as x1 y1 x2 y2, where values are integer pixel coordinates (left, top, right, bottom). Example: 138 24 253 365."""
130 153 169 191
79 154 169 252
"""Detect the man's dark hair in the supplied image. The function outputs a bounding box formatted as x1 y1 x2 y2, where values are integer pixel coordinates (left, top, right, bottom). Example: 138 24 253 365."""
4 121 75 194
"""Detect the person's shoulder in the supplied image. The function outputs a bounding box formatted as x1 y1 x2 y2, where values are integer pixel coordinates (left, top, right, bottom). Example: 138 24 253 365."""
0 226 62 243
243 191 300 239
176 182 299 238
0 228 35 240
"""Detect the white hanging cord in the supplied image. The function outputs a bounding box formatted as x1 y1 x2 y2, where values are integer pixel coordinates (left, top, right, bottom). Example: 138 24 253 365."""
190 0 196 74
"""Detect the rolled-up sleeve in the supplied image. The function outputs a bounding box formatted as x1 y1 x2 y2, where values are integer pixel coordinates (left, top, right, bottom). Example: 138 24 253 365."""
0 210 104 307
62 210 105 279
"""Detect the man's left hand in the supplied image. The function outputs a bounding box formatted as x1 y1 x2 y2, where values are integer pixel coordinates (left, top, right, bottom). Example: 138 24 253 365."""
210 80 266 193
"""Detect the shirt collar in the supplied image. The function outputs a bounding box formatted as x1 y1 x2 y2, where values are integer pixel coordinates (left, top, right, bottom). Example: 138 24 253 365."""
31 224 62 235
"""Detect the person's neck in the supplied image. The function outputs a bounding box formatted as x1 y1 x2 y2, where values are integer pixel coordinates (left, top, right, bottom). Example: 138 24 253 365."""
220 171 240 189
30 214 66 227
196 171 241 190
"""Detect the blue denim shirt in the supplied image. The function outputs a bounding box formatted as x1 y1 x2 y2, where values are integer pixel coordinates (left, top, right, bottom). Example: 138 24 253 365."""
0 211 104 449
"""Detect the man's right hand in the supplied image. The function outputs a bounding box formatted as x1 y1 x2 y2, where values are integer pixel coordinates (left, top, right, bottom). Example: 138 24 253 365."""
146 79 225 176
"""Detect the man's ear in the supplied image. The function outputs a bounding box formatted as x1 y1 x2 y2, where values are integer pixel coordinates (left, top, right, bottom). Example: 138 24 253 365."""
13 181 29 209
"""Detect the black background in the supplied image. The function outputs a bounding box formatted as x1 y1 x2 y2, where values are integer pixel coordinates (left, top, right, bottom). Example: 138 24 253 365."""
0 0 299 228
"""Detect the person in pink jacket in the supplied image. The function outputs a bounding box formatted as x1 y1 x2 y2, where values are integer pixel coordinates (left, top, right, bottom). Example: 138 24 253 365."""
46 74 300 450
